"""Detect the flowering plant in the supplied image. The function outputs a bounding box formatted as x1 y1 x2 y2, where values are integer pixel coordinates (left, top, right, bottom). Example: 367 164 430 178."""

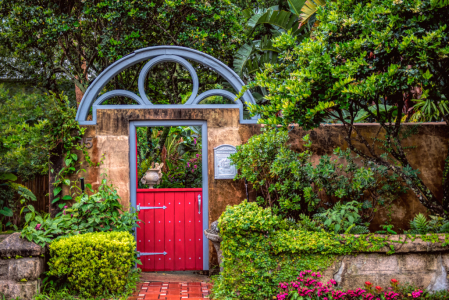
276 271 431 300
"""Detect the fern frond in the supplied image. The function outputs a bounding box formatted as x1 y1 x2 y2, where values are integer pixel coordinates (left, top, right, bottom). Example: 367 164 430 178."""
349 225 369 234
439 222 449 233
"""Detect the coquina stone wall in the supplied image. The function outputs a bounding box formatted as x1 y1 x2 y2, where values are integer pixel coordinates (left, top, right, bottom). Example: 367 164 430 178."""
0 233 45 300
321 235 449 291
66 107 448 269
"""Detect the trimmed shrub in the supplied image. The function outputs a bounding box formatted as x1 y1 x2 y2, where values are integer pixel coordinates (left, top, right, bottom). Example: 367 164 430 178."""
47 231 136 297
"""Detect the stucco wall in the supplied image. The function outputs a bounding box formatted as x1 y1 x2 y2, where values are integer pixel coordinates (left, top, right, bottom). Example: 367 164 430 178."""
320 235 449 291
73 108 448 269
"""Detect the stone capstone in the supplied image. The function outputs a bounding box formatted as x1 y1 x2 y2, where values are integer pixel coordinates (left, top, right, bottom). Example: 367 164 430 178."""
0 233 45 257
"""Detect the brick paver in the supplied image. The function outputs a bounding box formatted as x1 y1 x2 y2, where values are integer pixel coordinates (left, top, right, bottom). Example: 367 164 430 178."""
129 281 212 300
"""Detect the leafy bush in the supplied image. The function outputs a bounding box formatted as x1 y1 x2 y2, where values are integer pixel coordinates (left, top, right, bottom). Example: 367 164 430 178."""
230 128 319 219
230 127 405 224
313 201 369 234
47 231 136 297
21 178 139 247
213 201 389 300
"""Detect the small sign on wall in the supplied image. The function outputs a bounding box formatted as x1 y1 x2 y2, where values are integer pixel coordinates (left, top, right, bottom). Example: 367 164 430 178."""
214 145 237 179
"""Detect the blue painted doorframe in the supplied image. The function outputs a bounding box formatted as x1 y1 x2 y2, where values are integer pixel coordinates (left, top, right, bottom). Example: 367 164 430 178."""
129 120 209 270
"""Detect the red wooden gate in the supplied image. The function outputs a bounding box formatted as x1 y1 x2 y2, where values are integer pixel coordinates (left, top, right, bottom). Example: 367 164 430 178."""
136 188 204 272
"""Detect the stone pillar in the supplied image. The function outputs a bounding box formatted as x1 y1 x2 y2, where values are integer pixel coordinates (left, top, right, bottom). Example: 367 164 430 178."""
0 233 46 300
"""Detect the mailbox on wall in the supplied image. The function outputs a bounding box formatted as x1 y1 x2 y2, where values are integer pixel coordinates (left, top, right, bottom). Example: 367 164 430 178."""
214 145 237 179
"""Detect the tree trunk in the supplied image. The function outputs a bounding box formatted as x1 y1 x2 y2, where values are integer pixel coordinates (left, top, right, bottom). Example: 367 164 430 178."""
48 145 64 217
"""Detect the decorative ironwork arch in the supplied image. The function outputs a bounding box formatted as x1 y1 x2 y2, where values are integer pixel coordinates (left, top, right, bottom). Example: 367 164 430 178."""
75 46 259 125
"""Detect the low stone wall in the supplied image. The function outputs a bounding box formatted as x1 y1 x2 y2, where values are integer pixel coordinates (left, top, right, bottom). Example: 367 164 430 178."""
321 235 449 291
0 233 45 300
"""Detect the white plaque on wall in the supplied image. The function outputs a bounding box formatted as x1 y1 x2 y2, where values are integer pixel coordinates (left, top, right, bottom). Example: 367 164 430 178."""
214 145 237 179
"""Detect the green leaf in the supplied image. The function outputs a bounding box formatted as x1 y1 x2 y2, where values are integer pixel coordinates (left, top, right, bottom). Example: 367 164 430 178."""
58 203 66 210
54 187 62 196
64 179 71 186
27 205 35 213
0 172 17 181
65 159 72 166
287 0 307 15
0 207 13 217
62 195 73 200
51 197 60 204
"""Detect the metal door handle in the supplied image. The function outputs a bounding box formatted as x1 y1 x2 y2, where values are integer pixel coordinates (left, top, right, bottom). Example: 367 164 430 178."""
198 194 201 214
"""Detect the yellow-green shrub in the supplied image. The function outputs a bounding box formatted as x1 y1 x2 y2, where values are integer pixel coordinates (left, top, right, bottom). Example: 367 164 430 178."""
47 231 136 297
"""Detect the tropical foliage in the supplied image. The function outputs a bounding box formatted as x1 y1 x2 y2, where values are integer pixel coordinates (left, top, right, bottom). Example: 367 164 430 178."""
0 0 246 98
240 0 449 216
233 0 326 86
230 128 406 227
21 177 139 247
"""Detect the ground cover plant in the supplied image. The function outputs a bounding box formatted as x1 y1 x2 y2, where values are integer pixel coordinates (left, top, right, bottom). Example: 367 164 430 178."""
212 201 449 300
212 201 396 300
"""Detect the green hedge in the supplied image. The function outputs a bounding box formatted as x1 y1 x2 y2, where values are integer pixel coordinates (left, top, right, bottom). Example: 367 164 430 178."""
212 201 391 300
47 231 136 297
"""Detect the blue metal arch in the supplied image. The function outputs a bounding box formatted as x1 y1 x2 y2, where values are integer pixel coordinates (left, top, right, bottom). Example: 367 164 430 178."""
75 46 258 125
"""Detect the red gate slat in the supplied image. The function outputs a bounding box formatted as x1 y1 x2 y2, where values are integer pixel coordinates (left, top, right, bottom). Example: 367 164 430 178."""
154 192 165 271
174 192 186 271
144 192 155 271
195 191 203 270
185 192 196 270
136 192 145 268
164 192 175 271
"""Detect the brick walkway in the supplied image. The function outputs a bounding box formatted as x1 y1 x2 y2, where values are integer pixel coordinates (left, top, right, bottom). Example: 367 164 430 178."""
129 281 212 300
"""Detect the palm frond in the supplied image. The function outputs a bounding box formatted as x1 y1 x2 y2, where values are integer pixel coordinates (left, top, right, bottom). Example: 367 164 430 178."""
254 10 303 36
287 0 307 15
233 43 255 77
300 0 326 27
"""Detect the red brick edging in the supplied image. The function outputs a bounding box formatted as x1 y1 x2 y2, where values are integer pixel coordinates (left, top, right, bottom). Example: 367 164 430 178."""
129 281 212 300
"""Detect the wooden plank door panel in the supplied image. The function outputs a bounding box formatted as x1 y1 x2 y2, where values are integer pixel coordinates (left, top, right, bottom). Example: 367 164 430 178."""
195 191 203 270
164 192 175 271
136 189 203 272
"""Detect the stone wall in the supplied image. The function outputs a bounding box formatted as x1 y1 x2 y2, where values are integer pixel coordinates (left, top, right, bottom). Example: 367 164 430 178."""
0 233 45 300
321 235 449 291
69 107 448 269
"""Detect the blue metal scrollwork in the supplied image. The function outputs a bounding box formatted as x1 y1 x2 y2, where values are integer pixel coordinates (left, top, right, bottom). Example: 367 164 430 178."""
75 46 258 125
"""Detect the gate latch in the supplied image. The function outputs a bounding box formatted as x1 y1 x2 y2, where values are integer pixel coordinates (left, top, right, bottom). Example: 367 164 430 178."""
137 251 167 257
137 204 167 211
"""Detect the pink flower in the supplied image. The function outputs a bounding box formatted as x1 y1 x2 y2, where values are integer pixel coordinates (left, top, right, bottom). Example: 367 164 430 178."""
187 162 190 167
196 153 199 158
63 210 66 215
194 138 197 145
194 165 197 169
64 205 68 209
35 224 41 230
411 290 423 298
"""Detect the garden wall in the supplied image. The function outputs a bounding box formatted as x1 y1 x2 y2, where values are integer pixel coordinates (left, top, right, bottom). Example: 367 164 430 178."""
0 233 46 300
66 107 448 269
321 235 449 291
